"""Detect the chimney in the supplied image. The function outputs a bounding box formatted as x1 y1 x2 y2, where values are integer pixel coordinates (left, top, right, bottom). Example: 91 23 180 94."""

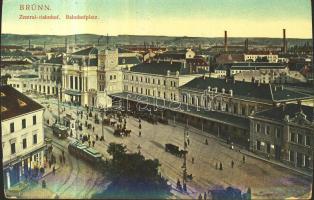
283 29 287 54
43 42 46 50
28 40 31 50
65 37 68 53
224 30 228 52
244 38 249 52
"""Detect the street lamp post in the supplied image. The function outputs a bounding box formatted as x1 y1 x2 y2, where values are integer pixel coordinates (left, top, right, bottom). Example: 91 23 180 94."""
182 120 188 188
100 108 104 141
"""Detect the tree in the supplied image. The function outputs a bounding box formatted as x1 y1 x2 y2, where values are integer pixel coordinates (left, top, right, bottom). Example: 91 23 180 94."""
107 142 126 161
94 143 171 199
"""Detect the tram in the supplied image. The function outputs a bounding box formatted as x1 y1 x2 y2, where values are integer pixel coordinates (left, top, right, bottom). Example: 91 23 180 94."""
52 123 68 139
68 140 103 164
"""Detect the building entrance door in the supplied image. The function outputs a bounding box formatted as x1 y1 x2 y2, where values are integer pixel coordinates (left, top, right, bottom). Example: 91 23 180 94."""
275 145 281 160
296 152 303 167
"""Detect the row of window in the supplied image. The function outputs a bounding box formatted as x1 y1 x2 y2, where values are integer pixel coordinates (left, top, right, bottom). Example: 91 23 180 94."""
125 85 177 100
9 134 38 155
255 123 281 138
290 132 311 146
9 115 37 133
125 75 177 87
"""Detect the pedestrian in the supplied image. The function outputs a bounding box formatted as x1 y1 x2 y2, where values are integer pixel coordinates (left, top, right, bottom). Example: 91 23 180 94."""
187 138 190 145
198 193 203 200
53 166 55 175
88 140 91 147
96 135 99 141
243 155 246 163
205 138 208 145
215 162 218 170
93 126 95 132
204 192 207 200
139 131 141 137
92 140 95 147
139 123 142 129
231 160 234 168
219 162 223 170
47 119 49 125
192 157 194 164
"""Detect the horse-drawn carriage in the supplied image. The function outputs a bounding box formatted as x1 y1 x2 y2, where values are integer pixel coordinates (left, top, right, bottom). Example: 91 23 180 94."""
113 128 132 137
165 143 188 158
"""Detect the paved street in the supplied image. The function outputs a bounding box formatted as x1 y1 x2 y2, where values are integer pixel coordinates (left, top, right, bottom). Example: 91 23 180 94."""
30 95 312 199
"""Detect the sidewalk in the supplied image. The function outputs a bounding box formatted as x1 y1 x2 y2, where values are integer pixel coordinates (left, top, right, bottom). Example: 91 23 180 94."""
171 120 313 178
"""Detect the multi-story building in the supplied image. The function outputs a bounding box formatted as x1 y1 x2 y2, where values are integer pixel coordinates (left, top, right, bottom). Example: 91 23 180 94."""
7 74 39 93
31 54 63 96
1 85 45 189
61 47 99 106
230 63 287 76
122 61 204 101
249 104 314 171
233 69 307 84
244 51 279 63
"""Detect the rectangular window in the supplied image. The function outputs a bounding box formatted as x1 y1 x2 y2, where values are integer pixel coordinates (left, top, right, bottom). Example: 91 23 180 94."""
33 134 37 144
275 128 280 138
306 135 311 146
22 119 26 129
11 143 16 154
266 143 271 153
256 123 260 133
289 150 294 162
164 80 166 86
70 76 73 89
256 140 261 151
23 138 27 149
10 123 14 133
75 76 78 90
174 82 176 87
158 80 160 85
290 132 295 142
266 126 270 135
297 134 303 144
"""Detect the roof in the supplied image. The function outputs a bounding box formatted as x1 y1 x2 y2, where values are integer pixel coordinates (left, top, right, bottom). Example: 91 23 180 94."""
66 57 98 66
186 58 209 67
230 62 286 70
129 61 204 75
110 92 249 129
254 104 314 124
155 53 186 60
46 55 63 64
180 77 312 102
0 60 33 66
118 57 141 65
0 85 44 120
72 47 98 56
118 48 134 53
130 61 182 75
16 74 38 79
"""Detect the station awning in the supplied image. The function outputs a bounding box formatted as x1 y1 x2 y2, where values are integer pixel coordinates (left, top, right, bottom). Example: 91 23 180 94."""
64 90 81 96
110 92 250 130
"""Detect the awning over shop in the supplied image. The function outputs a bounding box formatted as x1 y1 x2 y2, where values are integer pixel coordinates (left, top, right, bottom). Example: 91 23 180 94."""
64 90 81 96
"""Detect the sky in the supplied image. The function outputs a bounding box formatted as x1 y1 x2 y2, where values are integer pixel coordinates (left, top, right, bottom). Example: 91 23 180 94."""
1 0 313 38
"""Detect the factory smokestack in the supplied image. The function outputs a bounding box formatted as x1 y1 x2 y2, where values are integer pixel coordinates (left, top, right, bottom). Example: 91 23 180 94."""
65 37 68 53
244 38 249 52
283 29 287 54
224 30 228 52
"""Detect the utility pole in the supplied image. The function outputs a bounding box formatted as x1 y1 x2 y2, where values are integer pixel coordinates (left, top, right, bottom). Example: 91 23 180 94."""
57 81 61 124
182 120 188 186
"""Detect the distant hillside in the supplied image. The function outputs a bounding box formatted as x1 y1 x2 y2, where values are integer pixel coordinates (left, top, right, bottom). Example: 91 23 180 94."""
1 33 312 48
